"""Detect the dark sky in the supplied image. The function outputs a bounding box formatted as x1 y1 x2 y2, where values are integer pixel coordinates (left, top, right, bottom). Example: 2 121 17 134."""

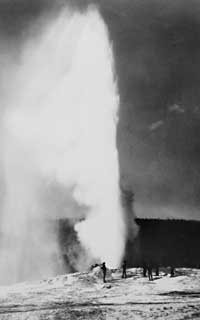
99 0 200 220
1 0 200 219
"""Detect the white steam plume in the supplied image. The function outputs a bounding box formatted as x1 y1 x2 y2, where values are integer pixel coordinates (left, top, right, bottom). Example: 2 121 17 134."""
0 6 126 283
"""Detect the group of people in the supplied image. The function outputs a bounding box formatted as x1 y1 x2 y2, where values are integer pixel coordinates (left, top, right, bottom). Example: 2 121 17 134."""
100 260 127 283
99 261 175 283
143 265 153 281
143 265 175 280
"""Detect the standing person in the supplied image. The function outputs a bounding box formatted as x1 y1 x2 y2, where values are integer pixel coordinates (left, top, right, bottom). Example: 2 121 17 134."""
155 266 159 277
101 262 107 283
170 266 175 277
147 265 153 281
142 262 147 277
122 260 127 278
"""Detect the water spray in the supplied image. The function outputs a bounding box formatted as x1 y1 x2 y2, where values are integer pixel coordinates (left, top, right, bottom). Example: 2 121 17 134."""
0 5 128 283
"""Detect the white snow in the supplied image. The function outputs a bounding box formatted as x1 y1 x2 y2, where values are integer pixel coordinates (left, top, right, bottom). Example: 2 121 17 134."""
0 268 200 319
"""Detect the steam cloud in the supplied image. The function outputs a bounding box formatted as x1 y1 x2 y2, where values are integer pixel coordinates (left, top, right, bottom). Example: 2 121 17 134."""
0 5 127 284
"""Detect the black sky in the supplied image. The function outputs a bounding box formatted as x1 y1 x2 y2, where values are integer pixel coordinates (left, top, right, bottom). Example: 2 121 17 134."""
0 0 200 219
99 0 200 219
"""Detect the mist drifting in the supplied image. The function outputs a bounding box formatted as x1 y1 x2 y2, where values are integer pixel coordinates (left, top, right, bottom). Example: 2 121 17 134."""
0 5 127 284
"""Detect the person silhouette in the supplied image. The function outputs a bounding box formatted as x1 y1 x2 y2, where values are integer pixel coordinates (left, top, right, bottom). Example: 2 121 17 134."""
155 266 159 277
143 262 147 277
170 266 175 277
122 260 127 278
101 262 107 283
147 265 153 281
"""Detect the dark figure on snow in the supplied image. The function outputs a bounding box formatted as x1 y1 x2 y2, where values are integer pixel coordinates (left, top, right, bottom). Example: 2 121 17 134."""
170 266 175 277
143 264 147 277
122 260 127 278
147 265 153 281
155 266 159 277
101 262 107 283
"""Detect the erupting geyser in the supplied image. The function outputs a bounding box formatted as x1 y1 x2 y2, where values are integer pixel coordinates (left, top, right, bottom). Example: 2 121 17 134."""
0 5 127 284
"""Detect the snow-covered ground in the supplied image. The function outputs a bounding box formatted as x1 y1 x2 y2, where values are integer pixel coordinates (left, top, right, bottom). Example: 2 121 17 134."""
0 268 200 319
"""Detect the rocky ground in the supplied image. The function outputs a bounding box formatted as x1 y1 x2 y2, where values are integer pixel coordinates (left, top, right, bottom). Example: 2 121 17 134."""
0 268 200 319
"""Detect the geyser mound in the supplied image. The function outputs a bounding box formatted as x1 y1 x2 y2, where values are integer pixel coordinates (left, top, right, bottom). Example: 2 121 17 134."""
0 5 131 284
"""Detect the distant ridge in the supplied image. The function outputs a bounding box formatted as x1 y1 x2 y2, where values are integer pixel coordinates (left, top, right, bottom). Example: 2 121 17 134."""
127 218 200 268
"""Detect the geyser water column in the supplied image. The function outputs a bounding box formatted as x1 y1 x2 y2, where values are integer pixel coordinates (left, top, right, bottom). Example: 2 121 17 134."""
0 5 126 283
